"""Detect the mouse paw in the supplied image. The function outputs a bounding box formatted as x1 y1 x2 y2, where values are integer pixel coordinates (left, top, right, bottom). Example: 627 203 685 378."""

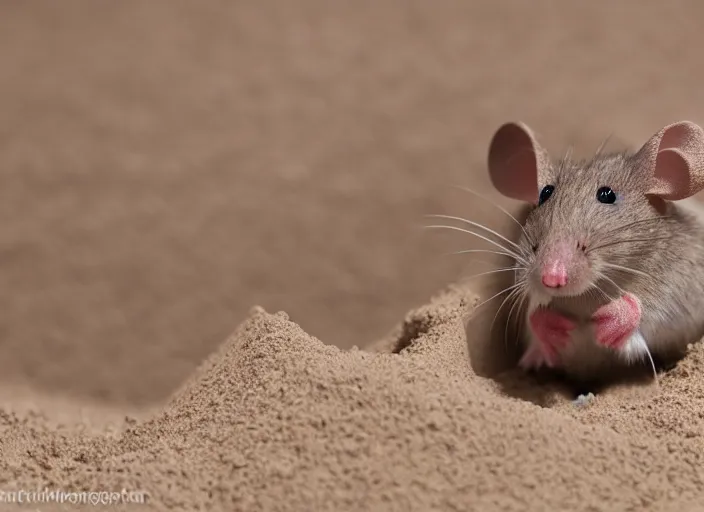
591 293 641 350
528 306 575 355
519 341 556 370
520 307 575 370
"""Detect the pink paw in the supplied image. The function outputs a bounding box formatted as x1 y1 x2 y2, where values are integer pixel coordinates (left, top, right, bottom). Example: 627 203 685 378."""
521 307 576 369
518 342 553 370
591 293 641 349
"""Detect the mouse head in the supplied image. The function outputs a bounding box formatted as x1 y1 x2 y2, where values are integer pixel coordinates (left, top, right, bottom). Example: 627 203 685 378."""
487 120 704 300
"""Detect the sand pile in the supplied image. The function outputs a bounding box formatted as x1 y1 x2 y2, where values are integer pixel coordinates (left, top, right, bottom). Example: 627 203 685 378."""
3 283 704 511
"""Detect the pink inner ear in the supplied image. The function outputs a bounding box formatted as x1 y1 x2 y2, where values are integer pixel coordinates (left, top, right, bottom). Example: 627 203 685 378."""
487 123 540 203
651 149 690 200
494 150 540 203
643 121 704 200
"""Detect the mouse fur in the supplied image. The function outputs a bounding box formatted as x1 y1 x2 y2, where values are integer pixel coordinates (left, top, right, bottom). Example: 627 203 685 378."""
485 120 704 386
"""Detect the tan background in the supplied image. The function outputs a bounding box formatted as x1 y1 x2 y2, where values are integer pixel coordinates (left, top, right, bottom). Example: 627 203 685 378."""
1 0 702 407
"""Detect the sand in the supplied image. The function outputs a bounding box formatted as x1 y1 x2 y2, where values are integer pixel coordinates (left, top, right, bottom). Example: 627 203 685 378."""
4 287 704 511
4 1 704 511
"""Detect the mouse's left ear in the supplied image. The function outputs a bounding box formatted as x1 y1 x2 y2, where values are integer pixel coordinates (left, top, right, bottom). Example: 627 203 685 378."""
634 121 704 200
487 121 551 203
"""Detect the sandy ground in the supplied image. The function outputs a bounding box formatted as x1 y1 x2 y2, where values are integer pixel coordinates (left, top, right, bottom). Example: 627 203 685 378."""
3 1 704 510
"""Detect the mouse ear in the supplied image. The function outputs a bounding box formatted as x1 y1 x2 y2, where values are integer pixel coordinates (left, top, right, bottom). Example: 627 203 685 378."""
634 121 704 200
487 122 550 203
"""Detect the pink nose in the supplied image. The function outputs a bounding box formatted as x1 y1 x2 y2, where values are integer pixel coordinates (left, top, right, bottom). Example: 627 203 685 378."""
541 263 568 288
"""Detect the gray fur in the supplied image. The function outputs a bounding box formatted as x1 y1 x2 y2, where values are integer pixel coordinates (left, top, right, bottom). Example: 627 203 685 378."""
516 150 704 382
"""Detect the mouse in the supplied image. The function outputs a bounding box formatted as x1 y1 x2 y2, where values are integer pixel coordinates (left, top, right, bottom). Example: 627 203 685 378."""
484 120 704 386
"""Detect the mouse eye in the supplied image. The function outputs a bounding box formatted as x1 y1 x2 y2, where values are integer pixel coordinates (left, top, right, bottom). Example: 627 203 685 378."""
597 186 617 204
538 185 554 205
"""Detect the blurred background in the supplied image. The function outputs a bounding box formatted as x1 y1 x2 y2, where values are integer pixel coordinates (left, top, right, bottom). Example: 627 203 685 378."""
0 0 702 406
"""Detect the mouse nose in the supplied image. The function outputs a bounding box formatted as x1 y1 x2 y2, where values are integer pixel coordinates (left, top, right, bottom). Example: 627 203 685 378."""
541 262 568 288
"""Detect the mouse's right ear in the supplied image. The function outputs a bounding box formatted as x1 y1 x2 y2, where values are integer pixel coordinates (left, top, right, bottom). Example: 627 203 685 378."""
487 122 550 203
634 121 704 200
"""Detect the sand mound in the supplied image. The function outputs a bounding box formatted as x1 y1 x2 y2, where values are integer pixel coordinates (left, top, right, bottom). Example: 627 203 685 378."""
3 283 704 511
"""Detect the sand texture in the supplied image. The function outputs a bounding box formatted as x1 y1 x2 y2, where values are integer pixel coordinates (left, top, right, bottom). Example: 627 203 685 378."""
4 287 704 511
4 1 704 511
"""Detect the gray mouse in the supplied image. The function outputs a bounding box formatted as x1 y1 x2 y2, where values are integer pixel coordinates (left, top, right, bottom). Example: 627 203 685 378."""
485 120 704 385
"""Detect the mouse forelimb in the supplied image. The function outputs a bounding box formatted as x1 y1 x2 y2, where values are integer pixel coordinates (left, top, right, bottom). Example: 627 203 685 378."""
519 293 644 370
591 293 641 350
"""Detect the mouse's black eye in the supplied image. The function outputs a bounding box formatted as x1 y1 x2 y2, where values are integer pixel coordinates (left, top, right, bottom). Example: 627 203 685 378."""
538 185 554 205
597 186 617 204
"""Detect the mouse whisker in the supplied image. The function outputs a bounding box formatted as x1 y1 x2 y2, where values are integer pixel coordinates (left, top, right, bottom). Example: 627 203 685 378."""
631 333 659 385
423 224 529 265
445 248 522 260
587 235 673 253
588 280 615 302
598 216 672 238
471 281 525 314
425 214 523 252
596 272 626 296
600 262 651 280
601 264 665 293
560 145 574 168
451 185 534 245
490 283 524 340
513 291 529 346
581 285 594 302
583 283 599 302
461 266 524 282
503 285 527 350
593 133 613 159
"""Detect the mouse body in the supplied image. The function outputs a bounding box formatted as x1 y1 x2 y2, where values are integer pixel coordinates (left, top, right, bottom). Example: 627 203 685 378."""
486 121 704 384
